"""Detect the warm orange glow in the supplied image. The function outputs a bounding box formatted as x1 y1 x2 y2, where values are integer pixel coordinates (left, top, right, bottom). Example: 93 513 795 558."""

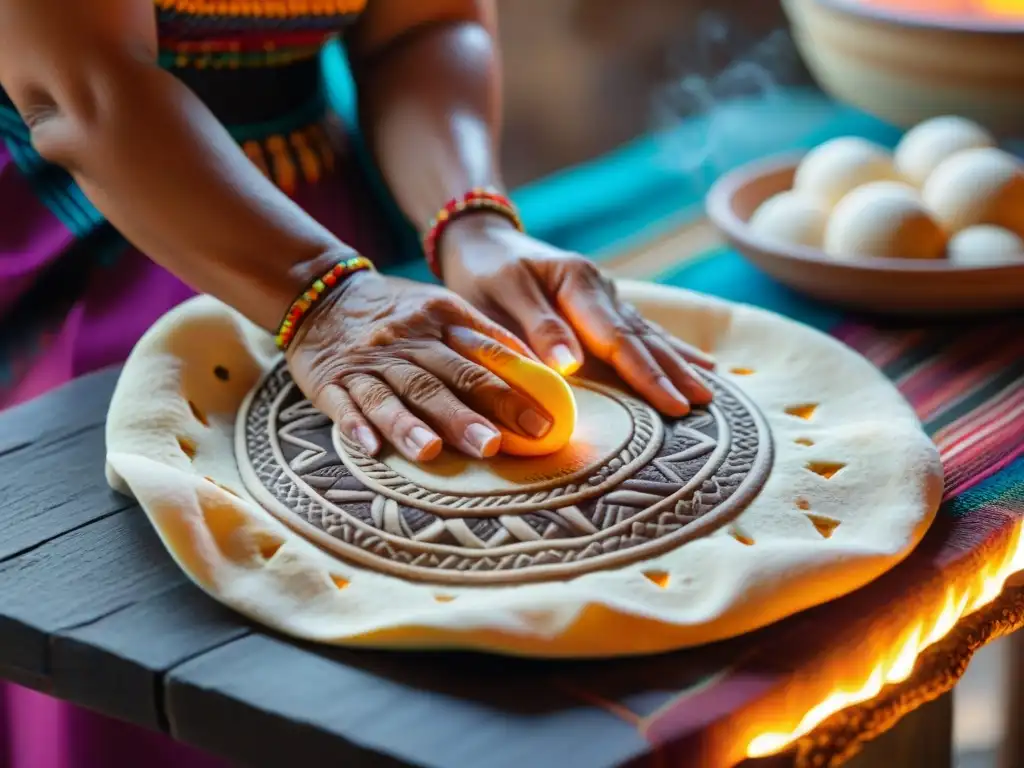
858 0 1024 20
747 522 1024 758
462 350 577 457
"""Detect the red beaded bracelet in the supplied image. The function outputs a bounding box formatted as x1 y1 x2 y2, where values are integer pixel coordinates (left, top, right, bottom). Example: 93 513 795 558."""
423 188 524 280
275 255 374 351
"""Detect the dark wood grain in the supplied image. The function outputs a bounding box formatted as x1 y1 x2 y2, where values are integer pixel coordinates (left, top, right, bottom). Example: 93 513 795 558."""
51 583 250 729
0 367 118 456
166 634 652 768
0 368 135 563
0 367 258 735
0 424 135 561
0 507 187 679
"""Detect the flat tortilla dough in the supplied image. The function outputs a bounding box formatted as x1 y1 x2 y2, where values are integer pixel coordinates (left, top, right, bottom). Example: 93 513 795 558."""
105 281 942 658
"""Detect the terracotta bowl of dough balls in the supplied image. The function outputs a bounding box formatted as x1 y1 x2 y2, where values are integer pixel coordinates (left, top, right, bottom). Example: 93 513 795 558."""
705 125 1024 315
782 0 1024 134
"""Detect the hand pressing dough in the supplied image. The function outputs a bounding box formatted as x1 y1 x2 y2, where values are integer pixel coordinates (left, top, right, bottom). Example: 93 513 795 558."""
948 225 1024 266
894 116 996 188
105 285 942 658
923 147 1024 236
748 191 829 249
794 136 899 208
824 181 947 260
463 345 576 457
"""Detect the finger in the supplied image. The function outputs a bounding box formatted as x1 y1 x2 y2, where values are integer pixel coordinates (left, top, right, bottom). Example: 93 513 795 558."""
378 363 503 459
459 307 540 363
645 319 717 370
611 335 692 417
644 335 714 406
342 374 443 462
488 268 584 375
314 383 381 455
559 284 691 416
442 327 553 438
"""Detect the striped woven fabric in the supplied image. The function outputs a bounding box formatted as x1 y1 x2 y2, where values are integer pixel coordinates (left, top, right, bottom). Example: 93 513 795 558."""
834 319 1024 501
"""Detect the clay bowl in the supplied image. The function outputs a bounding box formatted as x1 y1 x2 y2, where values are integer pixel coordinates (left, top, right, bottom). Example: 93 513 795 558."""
705 153 1024 315
782 0 1024 134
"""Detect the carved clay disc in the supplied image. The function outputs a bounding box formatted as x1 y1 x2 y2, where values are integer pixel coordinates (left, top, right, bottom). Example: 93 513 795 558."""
104 283 942 657
236 366 773 584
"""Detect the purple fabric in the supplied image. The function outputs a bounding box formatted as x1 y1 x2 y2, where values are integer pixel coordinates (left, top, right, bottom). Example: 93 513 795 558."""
0 131 397 766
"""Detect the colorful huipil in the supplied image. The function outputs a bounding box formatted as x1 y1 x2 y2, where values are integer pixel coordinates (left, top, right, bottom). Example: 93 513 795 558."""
0 0 397 410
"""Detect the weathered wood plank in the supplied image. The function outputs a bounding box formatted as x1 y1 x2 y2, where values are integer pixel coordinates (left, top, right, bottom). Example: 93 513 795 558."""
0 364 256 734
0 367 133 562
0 367 119 455
0 508 187 678
166 634 651 768
51 583 250 730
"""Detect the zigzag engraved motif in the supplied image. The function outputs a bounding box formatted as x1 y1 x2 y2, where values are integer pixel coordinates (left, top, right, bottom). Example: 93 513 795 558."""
238 362 773 584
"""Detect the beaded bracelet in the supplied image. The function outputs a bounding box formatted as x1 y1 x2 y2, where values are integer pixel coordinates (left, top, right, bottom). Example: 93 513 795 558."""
423 188 524 280
275 254 374 351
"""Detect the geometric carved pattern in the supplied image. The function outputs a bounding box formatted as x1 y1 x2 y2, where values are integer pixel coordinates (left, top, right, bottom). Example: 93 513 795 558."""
236 362 773 585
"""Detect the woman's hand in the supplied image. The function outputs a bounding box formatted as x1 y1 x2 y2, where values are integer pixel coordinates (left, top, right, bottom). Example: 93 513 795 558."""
285 270 555 462
441 216 716 417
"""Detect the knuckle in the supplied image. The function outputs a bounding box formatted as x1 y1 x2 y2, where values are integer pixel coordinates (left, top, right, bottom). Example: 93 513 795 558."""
529 314 569 340
572 258 606 286
568 254 599 275
396 368 445 402
609 321 639 346
490 393 527 427
451 361 496 393
337 414 363 433
423 295 459 317
369 327 397 347
494 260 530 283
346 377 390 414
392 410 427 439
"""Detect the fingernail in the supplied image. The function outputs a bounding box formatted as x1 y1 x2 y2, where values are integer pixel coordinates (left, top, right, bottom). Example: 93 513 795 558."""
465 423 502 458
690 373 715 403
406 426 440 459
518 408 552 438
550 345 579 375
658 376 691 414
353 426 380 454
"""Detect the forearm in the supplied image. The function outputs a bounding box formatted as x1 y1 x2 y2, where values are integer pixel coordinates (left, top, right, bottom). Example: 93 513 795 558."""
352 17 506 232
18 54 345 331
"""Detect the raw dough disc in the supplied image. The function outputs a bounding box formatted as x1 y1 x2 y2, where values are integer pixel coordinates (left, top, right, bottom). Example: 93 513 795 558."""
105 283 942 657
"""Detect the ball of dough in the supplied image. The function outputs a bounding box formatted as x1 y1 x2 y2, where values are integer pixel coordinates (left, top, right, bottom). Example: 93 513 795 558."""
794 137 899 208
922 147 1024 236
748 191 830 248
466 348 577 457
894 116 996 187
948 225 1024 266
824 181 948 260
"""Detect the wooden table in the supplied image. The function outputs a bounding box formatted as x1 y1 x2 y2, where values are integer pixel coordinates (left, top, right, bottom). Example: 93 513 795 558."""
6 360 1015 768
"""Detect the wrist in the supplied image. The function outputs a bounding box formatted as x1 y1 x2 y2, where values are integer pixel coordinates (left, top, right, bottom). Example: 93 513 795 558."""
275 252 374 352
422 188 523 281
438 211 519 276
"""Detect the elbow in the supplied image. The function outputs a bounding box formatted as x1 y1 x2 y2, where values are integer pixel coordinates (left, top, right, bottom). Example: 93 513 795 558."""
17 52 150 171
25 103 83 171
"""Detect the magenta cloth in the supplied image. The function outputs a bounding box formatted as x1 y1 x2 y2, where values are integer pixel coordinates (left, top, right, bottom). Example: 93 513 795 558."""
0 135 395 766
